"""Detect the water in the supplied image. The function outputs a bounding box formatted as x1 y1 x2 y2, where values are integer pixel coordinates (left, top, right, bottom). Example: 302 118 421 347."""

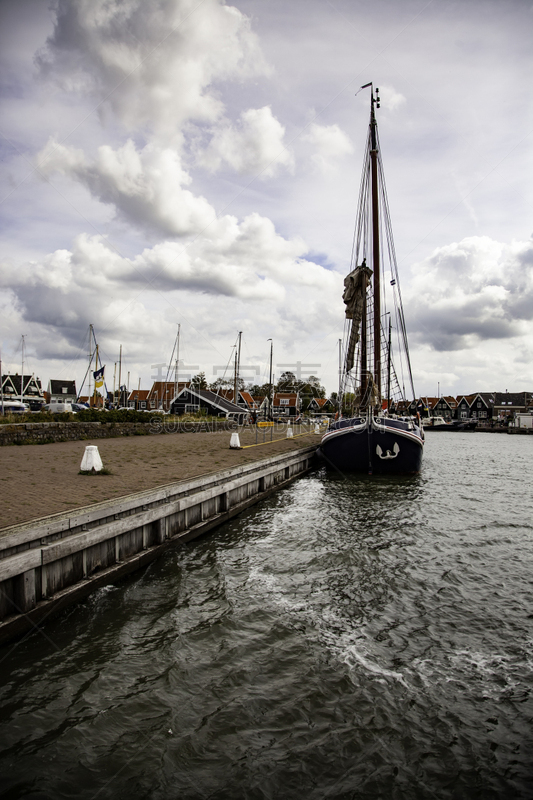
1 433 532 799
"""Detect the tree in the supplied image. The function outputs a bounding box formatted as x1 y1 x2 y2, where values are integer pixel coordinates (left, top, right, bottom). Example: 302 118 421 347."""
342 392 355 414
210 376 245 392
247 383 271 397
277 371 298 392
191 372 208 390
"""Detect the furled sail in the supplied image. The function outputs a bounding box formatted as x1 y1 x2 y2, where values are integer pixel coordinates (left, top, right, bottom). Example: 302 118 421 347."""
343 259 372 371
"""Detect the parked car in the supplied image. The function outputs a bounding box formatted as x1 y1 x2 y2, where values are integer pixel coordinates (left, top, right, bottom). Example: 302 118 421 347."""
72 403 90 412
1 400 30 415
41 402 74 414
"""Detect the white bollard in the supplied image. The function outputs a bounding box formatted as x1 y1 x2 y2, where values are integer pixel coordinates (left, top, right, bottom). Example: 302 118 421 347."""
314 424 320 434
286 426 293 439
80 445 103 472
229 432 241 449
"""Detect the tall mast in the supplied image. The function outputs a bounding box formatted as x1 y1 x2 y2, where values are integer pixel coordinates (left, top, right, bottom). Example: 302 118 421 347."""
233 331 242 404
118 344 122 408
370 85 381 405
387 313 392 413
21 335 25 403
174 323 180 405
93 343 99 407
267 338 273 419
338 338 342 413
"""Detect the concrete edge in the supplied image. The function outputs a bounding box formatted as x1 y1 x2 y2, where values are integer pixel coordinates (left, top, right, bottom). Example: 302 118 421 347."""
0 455 317 646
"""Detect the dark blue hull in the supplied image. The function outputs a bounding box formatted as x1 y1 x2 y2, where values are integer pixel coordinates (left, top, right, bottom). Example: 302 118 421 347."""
318 416 424 475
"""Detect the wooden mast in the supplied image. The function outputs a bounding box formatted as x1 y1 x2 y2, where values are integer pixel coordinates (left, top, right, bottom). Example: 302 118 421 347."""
233 331 242 404
370 85 381 407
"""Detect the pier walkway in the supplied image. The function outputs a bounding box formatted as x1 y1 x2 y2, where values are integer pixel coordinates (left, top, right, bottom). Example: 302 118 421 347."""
0 426 319 531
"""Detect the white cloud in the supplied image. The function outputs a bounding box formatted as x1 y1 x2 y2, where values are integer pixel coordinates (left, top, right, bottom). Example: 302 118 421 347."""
36 138 215 236
198 106 294 177
378 85 406 111
35 0 269 139
407 236 533 352
302 123 353 175
1 215 341 341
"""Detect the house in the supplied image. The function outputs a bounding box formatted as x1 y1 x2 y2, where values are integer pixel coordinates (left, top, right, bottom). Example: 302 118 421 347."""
239 390 260 410
415 397 439 418
463 393 493 421
272 392 300 418
170 387 247 422
309 397 334 415
492 391 533 421
147 381 190 411
453 392 496 422
48 379 77 404
127 389 150 410
212 388 256 409
455 395 473 421
393 399 412 416
433 395 457 420
1 373 45 411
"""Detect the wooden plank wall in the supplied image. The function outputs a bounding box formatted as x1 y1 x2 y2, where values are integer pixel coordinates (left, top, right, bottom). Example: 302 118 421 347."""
0 446 316 643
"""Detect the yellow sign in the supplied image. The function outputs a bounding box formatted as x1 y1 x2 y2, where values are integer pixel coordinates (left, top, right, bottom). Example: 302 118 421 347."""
257 421 274 428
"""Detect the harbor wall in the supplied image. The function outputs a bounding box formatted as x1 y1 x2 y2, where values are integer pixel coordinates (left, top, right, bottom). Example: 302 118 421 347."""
0 419 239 446
0 445 316 644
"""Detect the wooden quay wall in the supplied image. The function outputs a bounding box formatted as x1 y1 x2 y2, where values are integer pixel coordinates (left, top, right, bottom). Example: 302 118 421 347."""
0 445 316 644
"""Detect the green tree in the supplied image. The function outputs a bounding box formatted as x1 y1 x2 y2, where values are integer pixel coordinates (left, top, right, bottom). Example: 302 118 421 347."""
191 372 208 390
276 371 298 392
247 383 271 397
210 376 245 392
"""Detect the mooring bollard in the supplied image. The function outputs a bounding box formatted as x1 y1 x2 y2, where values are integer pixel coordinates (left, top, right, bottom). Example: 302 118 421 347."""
314 424 321 434
286 426 293 439
80 445 104 472
229 432 241 449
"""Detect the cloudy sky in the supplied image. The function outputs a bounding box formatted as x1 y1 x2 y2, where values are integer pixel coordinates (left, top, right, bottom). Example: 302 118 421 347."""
1 0 532 398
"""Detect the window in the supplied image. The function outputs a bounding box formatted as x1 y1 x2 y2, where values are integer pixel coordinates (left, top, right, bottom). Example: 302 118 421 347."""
460 410 467 419
140 402 146 408
62 387 67 394
150 400 156 408
280 398 289 405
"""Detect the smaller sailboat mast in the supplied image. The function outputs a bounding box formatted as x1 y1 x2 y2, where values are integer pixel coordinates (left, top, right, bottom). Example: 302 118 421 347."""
93 343 99 407
174 323 181 404
233 331 242 404
20 335 25 403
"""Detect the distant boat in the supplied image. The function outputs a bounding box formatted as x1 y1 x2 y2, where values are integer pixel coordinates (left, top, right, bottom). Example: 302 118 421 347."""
318 84 424 475
423 416 477 431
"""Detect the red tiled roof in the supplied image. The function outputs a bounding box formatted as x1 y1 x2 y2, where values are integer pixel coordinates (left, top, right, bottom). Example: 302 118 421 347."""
128 389 150 402
273 392 298 407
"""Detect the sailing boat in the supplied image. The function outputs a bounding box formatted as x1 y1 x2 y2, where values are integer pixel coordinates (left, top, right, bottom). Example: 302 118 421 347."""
318 83 424 474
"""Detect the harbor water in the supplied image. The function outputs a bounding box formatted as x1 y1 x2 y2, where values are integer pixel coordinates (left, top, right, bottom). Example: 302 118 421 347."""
1 432 532 799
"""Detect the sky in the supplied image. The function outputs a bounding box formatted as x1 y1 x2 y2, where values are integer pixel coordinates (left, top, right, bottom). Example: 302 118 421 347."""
0 0 532 399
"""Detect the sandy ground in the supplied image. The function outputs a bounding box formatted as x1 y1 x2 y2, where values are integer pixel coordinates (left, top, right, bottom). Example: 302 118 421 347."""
0 427 320 530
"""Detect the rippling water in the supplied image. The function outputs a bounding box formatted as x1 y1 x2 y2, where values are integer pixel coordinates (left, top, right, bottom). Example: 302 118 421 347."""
1 433 533 799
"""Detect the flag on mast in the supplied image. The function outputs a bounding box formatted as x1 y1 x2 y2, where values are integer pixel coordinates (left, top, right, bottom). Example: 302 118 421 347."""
93 366 105 389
